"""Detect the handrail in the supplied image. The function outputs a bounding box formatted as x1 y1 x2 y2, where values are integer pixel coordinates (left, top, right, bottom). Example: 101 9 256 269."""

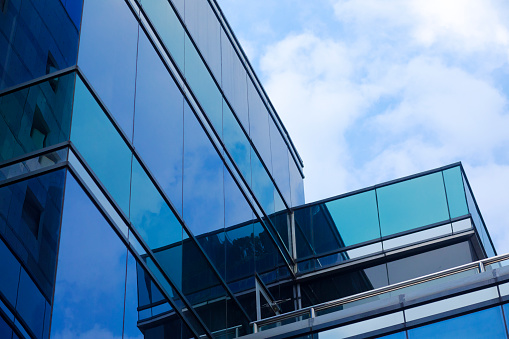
251 252 509 332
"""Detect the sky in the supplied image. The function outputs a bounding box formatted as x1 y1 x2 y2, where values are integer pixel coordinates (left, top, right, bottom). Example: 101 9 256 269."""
217 0 509 254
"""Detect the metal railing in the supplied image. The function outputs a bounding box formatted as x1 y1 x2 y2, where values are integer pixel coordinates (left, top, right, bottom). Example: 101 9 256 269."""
251 252 509 333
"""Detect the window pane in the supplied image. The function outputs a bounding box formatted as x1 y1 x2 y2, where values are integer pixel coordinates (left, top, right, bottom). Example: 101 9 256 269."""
16 269 46 338
0 72 74 163
387 241 477 285
377 173 450 237
221 29 249 130
289 157 305 207
325 190 380 247
407 306 506 339
0 0 81 90
139 0 185 71
183 103 224 236
134 30 184 214
223 101 251 183
247 80 272 172
51 175 126 338
78 0 138 140
269 118 291 206
185 0 221 81
184 36 222 134
443 167 469 219
71 77 132 214
123 252 143 338
0 238 20 307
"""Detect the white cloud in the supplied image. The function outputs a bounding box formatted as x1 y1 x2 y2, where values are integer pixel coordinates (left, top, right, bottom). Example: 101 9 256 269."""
253 1 509 253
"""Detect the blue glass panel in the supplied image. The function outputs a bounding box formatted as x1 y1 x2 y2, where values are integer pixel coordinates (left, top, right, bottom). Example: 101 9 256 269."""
51 174 126 338
443 167 469 219
377 173 450 237
124 252 143 338
184 36 223 134
376 332 407 339
130 158 183 251
325 190 380 247
223 101 251 183
78 0 138 140
134 30 184 214
0 238 20 307
221 29 249 130
183 103 224 236
16 269 45 338
71 77 132 214
251 150 275 215
503 303 509 333
247 80 272 172
0 0 81 90
407 306 507 339
0 72 74 163
185 0 222 81
269 118 291 206
0 315 12 339
289 158 305 207
139 0 185 71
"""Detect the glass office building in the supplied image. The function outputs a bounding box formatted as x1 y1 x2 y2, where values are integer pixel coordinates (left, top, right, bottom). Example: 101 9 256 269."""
0 0 507 338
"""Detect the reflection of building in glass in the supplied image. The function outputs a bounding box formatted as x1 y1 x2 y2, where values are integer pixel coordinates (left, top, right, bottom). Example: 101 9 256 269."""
0 0 507 338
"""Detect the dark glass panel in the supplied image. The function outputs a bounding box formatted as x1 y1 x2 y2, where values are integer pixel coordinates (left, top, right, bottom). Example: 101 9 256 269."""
71 77 132 214
124 252 144 338
0 315 12 339
377 172 450 237
183 102 224 236
289 157 305 207
51 174 126 338
0 237 20 307
16 269 45 338
134 30 184 214
247 80 272 172
0 72 74 163
300 263 389 307
226 223 255 283
407 306 506 339
184 36 223 134
387 241 477 285
269 118 291 206
221 29 249 130
254 222 280 280
443 167 468 219
185 0 221 81
0 0 81 90
78 0 138 140
139 0 185 71
0 170 65 301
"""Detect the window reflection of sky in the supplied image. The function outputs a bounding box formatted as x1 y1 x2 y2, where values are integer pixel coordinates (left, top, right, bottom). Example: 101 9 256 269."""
50 175 142 339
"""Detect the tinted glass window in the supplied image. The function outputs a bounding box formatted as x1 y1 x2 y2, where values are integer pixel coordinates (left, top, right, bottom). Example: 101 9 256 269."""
223 101 251 183
183 103 224 236
0 0 81 90
269 118 291 206
0 238 20 307
78 0 138 140
407 306 507 339
16 269 46 338
443 167 469 219
247 80 272 172
134 30 184 214
387 241 477 284
289 158 305 207
71 77 132 215
0 72 74 163
377 173 449 237
51 175 126 338
139 0 185 71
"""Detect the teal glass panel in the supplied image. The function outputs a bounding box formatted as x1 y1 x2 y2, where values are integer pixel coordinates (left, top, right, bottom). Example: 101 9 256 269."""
70 77 132 214
223 101 251 182
407 306 507 339
184 36 222 133
325 190 380 247
130 158 183 252
443 167 468 219
0 72 74 163
377 173 449 237
78 0 138 140
139 0 185 71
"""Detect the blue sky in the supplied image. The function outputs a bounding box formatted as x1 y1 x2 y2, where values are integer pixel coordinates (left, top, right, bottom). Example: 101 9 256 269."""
218 0 509 253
